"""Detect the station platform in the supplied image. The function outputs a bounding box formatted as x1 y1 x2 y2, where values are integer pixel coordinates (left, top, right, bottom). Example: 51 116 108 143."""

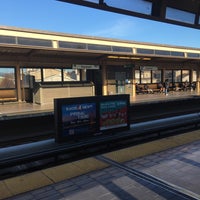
1 91 200 199
1 129 200 199
0 90 198 120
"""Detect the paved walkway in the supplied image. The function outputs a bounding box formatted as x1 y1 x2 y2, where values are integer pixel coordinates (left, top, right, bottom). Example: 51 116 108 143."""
0 91 198 117
131 90 197 103
1 130 200 200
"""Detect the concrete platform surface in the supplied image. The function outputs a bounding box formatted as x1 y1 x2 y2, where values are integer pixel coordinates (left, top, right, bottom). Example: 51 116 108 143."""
1 130 200 200
0 91 198 120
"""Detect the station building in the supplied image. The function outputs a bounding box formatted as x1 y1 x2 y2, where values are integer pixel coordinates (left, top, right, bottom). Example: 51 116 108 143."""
0 26 200 104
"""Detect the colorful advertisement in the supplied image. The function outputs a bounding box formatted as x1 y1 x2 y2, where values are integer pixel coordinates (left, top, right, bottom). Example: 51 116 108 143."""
100 100 128 131
61 103 96 136
54 95 130 142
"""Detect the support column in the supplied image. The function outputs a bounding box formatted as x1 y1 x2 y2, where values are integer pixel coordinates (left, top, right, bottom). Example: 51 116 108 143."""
81 69 87 81
196 68 200 93
16 64 22 102
190 69 193 83
101 65 107 96
162 69 165 83
132 67 136 98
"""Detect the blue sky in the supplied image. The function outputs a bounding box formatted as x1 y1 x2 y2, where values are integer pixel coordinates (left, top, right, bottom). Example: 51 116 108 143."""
0 0 200 48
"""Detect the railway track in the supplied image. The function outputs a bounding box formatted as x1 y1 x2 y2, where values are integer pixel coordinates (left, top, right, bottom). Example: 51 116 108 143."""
1 113 200 180
2 96 200 147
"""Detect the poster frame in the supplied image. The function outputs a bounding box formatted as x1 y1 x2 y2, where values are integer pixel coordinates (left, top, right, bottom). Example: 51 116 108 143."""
54 94 130 143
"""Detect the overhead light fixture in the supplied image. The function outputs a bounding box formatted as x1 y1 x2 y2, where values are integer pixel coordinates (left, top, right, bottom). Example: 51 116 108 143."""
143 57 151 60
107 56 141 60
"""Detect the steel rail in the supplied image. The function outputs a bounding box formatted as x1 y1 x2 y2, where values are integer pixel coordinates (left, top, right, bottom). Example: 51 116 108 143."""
1 112 200 179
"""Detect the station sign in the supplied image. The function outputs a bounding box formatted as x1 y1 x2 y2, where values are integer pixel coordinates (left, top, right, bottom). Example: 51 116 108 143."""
72 64 99 70
140 66 158 71
54 94 130 143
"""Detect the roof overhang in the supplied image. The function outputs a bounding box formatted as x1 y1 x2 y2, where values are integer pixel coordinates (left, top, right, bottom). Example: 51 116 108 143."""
0 44 199 67
57 0 200 29
0 26 200 66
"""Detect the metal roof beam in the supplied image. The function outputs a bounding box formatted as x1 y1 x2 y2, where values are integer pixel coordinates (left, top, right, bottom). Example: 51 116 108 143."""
57 0 200 29
151 0 166 18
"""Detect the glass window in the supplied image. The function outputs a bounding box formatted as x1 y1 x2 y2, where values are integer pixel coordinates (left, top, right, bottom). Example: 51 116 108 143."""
83 0 99 3
192 70 197 82
115 72 126 80
88 44 111 51
171 51 184 57
0 35 16 44
155 50 170 56
166 7 195 24
141 70 151 83
182 70 190 82
59 41 87 50
173 70 181 82
63 69 80 81
0 67 15 88
187 53 199 58
135 70 140 83
112 46 132 53
105 0 152 15
22 68 42 82
43 68 62 82
164 70 173 83
152 70 161 83
18 37 52 47
137 48 154 55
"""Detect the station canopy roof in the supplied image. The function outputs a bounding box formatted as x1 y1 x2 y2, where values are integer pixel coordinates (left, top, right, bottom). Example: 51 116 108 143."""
0 26 200 66
58 0 200 29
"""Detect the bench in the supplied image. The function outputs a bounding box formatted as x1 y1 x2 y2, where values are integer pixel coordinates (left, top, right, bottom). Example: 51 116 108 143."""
0 89 17 104
149 84 160 93
136 84 160 94
169 82 196 92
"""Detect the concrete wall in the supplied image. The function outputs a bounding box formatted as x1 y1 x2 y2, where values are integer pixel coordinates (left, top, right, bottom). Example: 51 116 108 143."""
33 83 94 105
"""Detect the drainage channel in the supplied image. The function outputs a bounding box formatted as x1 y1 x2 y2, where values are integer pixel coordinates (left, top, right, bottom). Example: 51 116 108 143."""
96 155 200 200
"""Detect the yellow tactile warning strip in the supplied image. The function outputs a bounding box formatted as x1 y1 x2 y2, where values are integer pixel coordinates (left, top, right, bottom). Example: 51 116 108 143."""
103 129 200 163
42 158 109 183
0 182 12 199
0 158 108 199
3 171 52 197
0 130 200 199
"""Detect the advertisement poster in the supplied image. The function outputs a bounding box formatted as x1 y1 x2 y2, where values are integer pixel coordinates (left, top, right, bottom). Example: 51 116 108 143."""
61 103 96 136
100 100 128 131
